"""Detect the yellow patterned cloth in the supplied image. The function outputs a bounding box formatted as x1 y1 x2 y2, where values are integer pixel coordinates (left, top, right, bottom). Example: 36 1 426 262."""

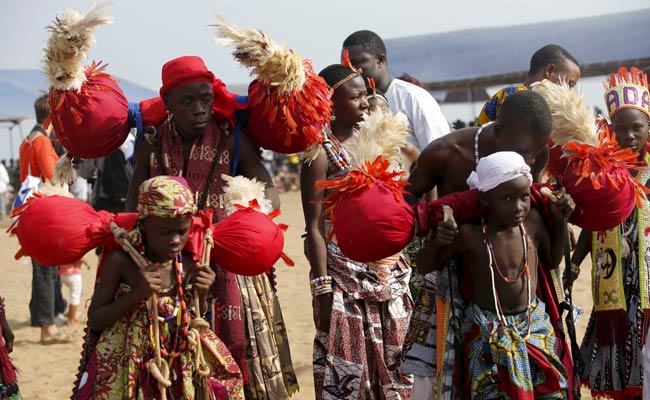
73 284 244 399
463 298 567 400
137 175 197 219
476 86 528 126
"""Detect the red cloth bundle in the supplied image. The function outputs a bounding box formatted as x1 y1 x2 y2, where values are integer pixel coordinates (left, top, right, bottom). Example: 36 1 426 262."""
245 62 330 153
10 195 291 276
317 156 414 262
211 203 292 276
48 63 130 159
550 125 646 232
8 195 137 266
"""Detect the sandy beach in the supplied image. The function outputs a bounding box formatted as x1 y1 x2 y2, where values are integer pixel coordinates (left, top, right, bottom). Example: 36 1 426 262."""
0 190 595 399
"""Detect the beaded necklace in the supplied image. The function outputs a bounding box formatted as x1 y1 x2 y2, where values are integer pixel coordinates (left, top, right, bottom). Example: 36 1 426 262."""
146 253 191 362
474 122 492 165
481 220 529 284
481 219 532 339
323 127 351 171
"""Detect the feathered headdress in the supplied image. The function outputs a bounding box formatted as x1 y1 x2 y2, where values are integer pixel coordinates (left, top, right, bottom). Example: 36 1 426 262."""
604 66 650 119
43 1 113 91
213 18 330 153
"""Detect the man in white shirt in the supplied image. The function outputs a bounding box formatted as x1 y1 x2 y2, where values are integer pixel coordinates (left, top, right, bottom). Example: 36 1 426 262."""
343 30 450 152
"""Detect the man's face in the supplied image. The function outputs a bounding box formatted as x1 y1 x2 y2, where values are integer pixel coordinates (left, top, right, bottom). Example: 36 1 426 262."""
332 76 369 126
495 122 549 167
548 60 581 88
482 176 532 228
343 45 383 81
164 82 213 138
612 108 650 156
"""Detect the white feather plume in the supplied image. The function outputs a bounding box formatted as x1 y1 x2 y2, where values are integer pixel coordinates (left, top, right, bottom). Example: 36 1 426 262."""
348 111 409 169
54 155 75 185
221 174 272 216
531 79 598 147
43 1 113 91
213 17 305 95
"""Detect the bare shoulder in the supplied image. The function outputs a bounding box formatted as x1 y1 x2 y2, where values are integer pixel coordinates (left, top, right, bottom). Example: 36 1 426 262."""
100 249 135 281
524 207 546 242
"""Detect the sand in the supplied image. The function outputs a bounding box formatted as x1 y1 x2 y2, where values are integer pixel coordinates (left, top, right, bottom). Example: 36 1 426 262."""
0 191 595 398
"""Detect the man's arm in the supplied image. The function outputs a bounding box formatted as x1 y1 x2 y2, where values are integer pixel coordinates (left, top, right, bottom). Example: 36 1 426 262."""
417 220 462 275
409 91 450 151
125 140 152 212
235 132 280 210
405 141 448 204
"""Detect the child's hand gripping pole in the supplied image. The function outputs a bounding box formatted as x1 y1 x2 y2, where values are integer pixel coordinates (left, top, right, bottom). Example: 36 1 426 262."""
109 222 171 397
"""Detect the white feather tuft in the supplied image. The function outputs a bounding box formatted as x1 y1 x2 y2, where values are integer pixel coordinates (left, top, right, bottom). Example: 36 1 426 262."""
348 111 409 169
54 155 75 185
531 79 598 147
213 17 305 95
221 174 273 216
43 1 113 91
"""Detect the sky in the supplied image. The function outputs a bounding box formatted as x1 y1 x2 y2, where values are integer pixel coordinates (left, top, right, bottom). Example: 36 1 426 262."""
0 0 648 159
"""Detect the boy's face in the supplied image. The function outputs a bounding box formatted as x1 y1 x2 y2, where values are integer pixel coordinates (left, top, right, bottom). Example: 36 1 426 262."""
164 82 213 139
141 216 192 261
611 108 650 156
481 176 531 228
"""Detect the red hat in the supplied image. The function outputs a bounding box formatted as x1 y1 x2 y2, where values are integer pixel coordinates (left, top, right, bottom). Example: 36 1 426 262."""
160 56 216 97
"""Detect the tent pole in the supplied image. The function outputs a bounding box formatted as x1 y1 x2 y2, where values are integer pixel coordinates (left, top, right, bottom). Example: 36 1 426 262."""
8 124 14 160
467 83 476 120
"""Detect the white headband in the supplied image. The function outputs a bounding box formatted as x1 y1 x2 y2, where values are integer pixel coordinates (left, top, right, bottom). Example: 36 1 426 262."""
467 151 532 192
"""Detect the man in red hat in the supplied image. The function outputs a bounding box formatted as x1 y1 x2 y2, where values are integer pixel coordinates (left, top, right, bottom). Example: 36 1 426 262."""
127 56 298 399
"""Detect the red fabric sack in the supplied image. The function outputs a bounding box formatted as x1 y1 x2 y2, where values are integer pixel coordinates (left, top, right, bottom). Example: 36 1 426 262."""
211 207 289 276
333 181 414 262
245 63 330 154
48 63 129 159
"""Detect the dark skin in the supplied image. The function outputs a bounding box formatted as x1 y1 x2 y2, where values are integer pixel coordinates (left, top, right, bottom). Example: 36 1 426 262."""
343 45 392 94
1 312 14 353
423 177 574 313
524 59 581 89
126 82 279 213
87 216 215 331
571 108 650 277
407 121 549 200
301 76 368 332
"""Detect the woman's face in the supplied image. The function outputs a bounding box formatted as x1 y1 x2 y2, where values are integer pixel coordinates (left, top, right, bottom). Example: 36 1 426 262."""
332 76 369 127
611 108 650 156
